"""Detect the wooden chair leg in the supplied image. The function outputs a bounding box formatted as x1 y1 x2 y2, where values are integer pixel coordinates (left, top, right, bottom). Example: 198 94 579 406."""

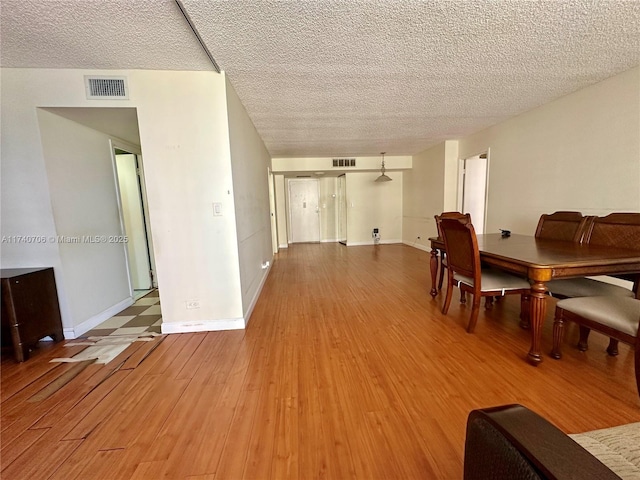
551 311 564 359
578 326 591 351
519 294 530 329
438 262 446 291
485 297 493 310
606 338 619 356
442 281 454 315
467 296 481 333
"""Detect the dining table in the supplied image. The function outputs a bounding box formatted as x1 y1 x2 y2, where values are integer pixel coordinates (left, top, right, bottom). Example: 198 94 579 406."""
429 233 640 365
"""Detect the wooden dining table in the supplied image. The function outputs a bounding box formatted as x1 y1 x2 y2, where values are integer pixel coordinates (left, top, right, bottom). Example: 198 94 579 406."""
429 234 640 365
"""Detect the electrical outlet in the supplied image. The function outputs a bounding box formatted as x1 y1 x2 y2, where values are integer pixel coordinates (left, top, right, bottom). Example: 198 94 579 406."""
186 300 200 309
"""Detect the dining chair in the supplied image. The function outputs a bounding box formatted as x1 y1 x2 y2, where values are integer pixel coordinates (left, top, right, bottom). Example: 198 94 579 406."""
551 296 640 396
534 210 592 243
434 211 471 292
546 213 640 354
439 217 531 333
546 213 639 300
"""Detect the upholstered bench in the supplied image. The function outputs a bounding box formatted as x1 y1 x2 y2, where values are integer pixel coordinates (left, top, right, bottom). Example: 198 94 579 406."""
464 404 640 479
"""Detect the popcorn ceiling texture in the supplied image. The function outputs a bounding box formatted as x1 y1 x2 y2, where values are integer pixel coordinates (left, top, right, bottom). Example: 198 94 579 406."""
2 0 639 157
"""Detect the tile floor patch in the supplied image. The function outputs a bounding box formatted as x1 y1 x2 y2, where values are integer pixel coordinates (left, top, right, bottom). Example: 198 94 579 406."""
133 298 160 306
115 305 150 316
139 305 161 316
97 316 136 328
79 289 162 339
111 326 150 336
123 314 162 328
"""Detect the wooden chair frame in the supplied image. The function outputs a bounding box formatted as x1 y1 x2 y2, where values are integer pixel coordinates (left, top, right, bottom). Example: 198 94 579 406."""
534 211 593 243
434 211 471 292
440 217 531 333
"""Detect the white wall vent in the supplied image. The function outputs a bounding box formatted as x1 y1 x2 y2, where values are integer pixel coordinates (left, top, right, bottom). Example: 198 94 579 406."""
84 76 129 99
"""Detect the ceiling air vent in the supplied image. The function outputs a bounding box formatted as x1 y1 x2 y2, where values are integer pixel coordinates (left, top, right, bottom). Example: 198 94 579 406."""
85 76 129 100
332 158 356 167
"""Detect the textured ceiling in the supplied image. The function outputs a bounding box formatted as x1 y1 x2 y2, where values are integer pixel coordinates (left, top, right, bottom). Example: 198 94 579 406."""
2 0 639 158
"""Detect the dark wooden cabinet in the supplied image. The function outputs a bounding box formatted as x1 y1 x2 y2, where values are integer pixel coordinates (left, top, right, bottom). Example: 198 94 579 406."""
1 267 64 362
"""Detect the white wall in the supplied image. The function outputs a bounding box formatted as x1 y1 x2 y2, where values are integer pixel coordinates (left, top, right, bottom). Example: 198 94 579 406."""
1 68 247 335
36 110 132 335
272 155 412 173
457 66 640 234
402 142 446 250
225 77 273 322
346 171 403 245
319 177 338 242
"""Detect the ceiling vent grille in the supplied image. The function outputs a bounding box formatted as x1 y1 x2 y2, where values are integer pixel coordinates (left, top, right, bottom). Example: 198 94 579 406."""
85 76 129 99
332 158 356 167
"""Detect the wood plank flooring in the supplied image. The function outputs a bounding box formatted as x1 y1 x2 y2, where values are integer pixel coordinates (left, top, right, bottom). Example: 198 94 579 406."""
1 243 639 479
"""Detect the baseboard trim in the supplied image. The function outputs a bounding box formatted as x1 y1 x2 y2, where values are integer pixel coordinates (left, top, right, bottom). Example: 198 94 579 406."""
243 260 272 328
65 296 134 339
161 317 245 334
346 239 402 246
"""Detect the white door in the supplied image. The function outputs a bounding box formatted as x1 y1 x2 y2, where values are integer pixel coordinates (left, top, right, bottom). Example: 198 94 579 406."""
115 154 153 290
288 179 320 243
460 154 489 234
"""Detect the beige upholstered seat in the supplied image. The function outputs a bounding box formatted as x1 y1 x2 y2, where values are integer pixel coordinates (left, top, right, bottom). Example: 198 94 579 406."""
551 295 640 396
546 278 634 299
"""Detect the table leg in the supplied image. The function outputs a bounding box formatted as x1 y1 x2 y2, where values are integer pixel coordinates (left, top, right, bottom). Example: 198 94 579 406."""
430 248 439 297
527 281 547 365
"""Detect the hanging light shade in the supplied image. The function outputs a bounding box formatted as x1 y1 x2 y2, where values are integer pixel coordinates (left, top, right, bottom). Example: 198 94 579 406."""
375 152 392 182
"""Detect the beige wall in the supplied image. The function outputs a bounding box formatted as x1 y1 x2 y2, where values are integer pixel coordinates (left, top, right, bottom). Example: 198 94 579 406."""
458 66 640 234
403 66 639 245
346 171 403 245
37 110 132 334
319 177 339 242
402 142 447 250
1 68 249 336
226 77 273 321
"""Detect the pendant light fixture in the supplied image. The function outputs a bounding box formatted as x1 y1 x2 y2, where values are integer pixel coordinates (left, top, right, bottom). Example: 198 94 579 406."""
375 152 392 182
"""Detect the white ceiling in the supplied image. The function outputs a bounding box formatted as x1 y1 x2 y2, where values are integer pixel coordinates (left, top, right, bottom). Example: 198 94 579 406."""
2 0 639 158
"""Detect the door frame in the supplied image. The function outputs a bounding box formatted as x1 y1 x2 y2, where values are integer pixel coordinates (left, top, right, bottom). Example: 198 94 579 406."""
109 139 157 296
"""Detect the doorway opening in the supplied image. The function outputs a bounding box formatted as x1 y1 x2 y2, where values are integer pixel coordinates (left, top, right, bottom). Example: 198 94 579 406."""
111 141 157 298
458 152 489 234
337 175 347 244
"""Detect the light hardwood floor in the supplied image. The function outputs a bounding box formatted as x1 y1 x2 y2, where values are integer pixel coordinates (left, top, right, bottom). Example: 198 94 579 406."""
2 243 639 479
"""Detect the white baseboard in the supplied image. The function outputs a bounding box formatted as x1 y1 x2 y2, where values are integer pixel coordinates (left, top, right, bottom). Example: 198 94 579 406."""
162 261 273 334
65 296 134 339
243 260 271 328
320 238 339 243
346 239 402 246
161 317 246 333
279 243 288 249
